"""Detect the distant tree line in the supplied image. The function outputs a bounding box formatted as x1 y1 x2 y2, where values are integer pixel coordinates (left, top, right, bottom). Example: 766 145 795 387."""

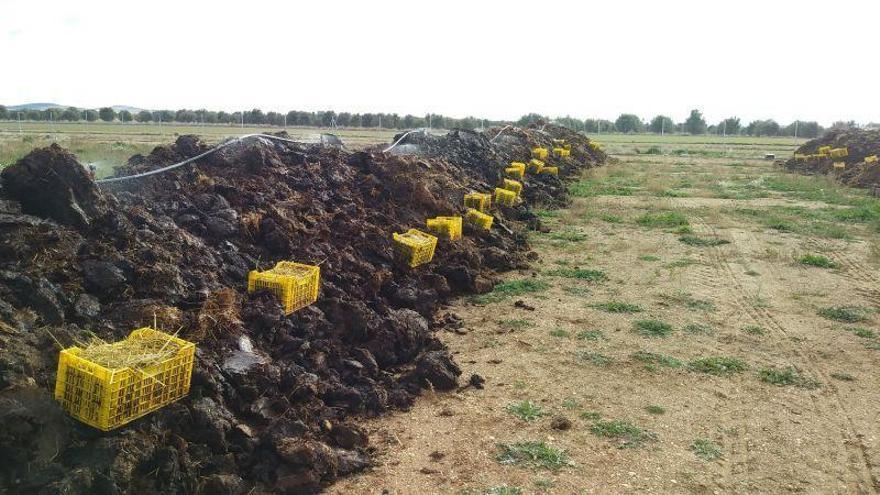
0 104 866 138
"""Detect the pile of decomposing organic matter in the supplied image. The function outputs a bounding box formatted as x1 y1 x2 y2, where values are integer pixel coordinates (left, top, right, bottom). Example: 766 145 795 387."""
0 123 603 494
782 128 880 190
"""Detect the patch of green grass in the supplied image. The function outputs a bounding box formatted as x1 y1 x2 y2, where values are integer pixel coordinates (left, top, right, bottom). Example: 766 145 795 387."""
691 438 723 461
631 351 683 369
757 366 820 389
850 327 876 339
534 209 561 218
633 319 674 338
576 329 605 341
830 372 856 381
684 323 714 335
547 230 587 242
590 301 643 313
745 269 760 276
798 254 837 269
533 478 553 490
561 398 580 409
600 213 623 223
679 235 730 247
546 268 607 281
659 189 689 198
644 405 665 415
818 306 871 323
505 400 547 422
580 411 601 421
658 292 715 312
743 325 765 336
485 485 523 495
575 351 614 366
570 179 637 198
473 279 549 304
667 258 699 268
495 442 572 470
549 328 570 338
674 225 694 234
498 318 535 330
636 211 689 229
562 285 591 297
590 420 656 448
639 254 660 262
688 357 747 376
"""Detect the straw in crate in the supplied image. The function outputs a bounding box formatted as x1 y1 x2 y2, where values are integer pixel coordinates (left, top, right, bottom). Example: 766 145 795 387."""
393 229 438 267
528 159 545 173
426 215 462 241
465 208 493 231
865 155 878 164
505 162 526 179
54 327 196 431
494 187 516 207
531 147 549 160
501 179 523 197
833 162 846 169
464 192 492 212
553 147 571 157
540 166 559 176
830 147 848 158
248 261 320 315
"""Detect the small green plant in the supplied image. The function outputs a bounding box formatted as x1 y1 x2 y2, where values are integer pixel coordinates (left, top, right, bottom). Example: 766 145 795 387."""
580 411 602 420
563 285 591 297
549 328 570 338
590 301 643 313
798 254 837 269
590 420 656 448
505 400 547 422
660 189 689 198
533 478 553 490
688 357 747 376
679 235 730 247
495 442 572 470
547 268 607 281
576 329 605 341
691 438 723 461
631 351 683 369
547 230 587 242
758 366 820 389
639 254 660 262
498 318 535 330
743 325 765 336
644 405 665 415
636 211 689 229
818 306 871 323
473 279 549 304
667 258 698 268
830 372 856 381
659 292 715 312
576 351 614 366
674 225 694 234
644 145 662 155
600 213 623 223
684 323 714 335
634 319 674 338
850 327 876 339
486 485 523 495
561 398 580 409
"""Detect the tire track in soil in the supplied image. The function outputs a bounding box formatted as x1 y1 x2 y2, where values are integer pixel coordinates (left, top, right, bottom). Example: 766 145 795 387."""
694 219 880 493
803 238 880 307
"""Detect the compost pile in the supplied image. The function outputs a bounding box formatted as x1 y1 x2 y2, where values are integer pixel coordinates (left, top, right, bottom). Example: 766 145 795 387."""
0 125 603 494
782 128 880 190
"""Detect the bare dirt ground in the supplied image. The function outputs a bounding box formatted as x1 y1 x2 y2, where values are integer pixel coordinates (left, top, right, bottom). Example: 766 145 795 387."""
331 152 880 494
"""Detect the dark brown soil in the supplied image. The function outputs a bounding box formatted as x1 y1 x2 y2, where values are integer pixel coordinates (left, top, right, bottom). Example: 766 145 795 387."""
782 129 880 190
0 124 603 494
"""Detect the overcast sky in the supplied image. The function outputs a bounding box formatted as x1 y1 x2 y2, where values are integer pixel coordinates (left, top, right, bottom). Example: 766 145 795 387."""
1 0 877 126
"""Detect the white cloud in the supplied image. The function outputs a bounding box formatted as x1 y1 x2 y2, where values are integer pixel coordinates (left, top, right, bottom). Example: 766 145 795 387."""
0 0 876 125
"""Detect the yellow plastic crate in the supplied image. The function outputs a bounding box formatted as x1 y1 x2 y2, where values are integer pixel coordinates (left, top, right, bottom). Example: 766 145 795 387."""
54 327 195 431
494 187 517 207
818 145 832 154
505 166 525 179
833 161 846 169
552 147 571 157
531 147 549 160
393 229 438 267
248 261 320 315
865 155 878 164
426 216 462 241
540 166 559 176
465 208 493 231
464 192 492 212
563 144 572 150
794 153 808 161
830 147 849 158
588 141 602 151
501 179 523 197
528 159 545 173
552 139 566 145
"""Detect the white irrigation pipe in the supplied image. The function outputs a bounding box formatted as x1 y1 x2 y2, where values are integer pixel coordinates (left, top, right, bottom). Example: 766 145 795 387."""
95 133 303 184
382 128 427 153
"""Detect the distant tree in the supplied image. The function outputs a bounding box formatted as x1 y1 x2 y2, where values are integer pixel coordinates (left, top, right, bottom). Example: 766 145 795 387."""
0 105 7 120
615 113 643 133
135 110 152 122
362 113 375 127
118 110 132 123
154 110 174 123
684 109 707 134
830 120 857 131
780 120 822 138
26 109 43 120
746 119 780 136
61 106 81 121
320 111 336 127
98 107 116 122
84 109 99 122
716 117 741 135
246 108 265 125
175 109 196 123
516 113 547 126
217 111 231 124
648 115 675 134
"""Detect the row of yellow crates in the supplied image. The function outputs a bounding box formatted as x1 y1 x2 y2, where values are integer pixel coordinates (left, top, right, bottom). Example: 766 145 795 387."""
54 151 557 430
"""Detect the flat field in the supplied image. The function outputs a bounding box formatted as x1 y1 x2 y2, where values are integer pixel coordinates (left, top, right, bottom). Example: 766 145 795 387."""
331 137 880 494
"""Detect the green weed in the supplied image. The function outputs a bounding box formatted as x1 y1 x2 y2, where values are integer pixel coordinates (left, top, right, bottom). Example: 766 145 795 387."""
818 306 871 323
547 268 607 281
505 400 547 422
679 235 730 247
575 351 615 366
644 405 665 415
688 357 747 376
636 211 689 229
590 420 656 448
590 301 643 313
757 366 820 389
633 319 674 338
473 279 549 304
495 442 572 470
576 329 605 341
631 351 683 369
691 438 723 461
798 254 837 269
